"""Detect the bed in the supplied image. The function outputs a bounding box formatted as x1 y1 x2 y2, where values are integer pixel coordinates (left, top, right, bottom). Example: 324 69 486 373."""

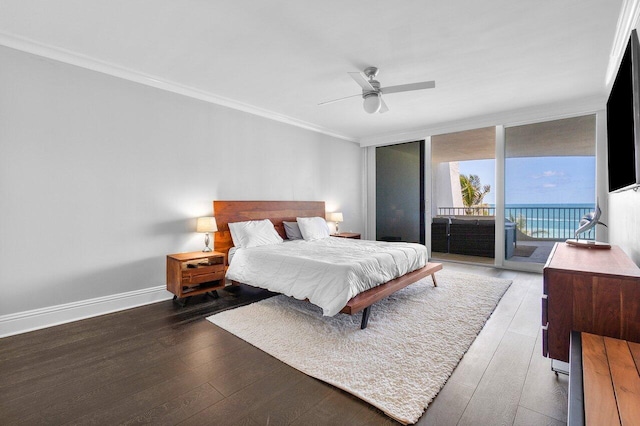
213 200 442 328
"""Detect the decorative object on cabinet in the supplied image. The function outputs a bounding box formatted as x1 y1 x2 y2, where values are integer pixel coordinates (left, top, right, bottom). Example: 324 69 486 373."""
196 216 218 252
326 211 343 234
564 239 612 249
565 201 611 249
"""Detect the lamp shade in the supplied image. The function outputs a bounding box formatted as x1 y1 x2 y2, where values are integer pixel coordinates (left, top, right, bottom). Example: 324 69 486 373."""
196 217 218 233
363 94 381 114
327 212 343 223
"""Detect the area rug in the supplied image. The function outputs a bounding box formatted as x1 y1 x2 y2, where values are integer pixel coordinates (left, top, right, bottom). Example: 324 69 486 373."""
207 270 511 424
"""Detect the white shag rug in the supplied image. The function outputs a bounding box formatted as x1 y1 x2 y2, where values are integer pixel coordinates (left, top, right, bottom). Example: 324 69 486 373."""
207 270 511 424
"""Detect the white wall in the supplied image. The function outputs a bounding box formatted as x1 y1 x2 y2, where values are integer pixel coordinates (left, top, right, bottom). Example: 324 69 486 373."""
608 191 640 264
432 162 463 217
0 46 363 323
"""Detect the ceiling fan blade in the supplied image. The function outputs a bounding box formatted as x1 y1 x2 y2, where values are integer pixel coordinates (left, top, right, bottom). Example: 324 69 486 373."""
379 97 389 114
318 93 361 106
348 72 375 91
382 80 435 95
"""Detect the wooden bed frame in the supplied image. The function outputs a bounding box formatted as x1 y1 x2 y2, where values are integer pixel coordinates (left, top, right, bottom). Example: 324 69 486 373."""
213 200 442 328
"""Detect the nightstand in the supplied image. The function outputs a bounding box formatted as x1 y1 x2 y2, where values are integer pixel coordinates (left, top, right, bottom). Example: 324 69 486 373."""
331 232 361 239
167 251 226 306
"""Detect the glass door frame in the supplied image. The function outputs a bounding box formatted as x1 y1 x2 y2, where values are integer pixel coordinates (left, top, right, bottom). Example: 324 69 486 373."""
499 110 608 272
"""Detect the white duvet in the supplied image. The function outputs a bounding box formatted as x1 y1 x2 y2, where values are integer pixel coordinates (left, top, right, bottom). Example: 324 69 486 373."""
225 237 428 316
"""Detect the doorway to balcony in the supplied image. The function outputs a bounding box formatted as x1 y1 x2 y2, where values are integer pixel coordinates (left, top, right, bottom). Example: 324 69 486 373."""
428 116 596 266
504 115 596 265
431 127 496 264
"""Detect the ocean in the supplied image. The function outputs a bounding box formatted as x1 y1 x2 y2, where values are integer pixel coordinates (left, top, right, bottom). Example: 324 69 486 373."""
438 203 599 239
502 203 596 239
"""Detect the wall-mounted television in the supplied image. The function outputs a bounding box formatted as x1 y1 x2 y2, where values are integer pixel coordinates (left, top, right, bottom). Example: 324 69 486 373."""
607 29 640 192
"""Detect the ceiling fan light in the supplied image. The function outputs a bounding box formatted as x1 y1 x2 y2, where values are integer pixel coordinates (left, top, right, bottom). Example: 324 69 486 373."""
363 94 381 114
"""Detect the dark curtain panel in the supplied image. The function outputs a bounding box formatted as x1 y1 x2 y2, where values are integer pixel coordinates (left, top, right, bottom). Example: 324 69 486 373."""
376 140 425 244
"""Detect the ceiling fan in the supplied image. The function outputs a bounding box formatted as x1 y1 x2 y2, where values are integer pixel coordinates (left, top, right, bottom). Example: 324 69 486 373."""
319 66 435 114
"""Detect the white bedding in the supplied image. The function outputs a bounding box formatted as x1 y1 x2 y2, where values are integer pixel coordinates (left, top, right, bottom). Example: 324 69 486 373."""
225 238 428 316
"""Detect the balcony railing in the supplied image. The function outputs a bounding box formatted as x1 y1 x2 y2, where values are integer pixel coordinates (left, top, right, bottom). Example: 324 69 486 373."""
438 207 496 216
437 206 596 240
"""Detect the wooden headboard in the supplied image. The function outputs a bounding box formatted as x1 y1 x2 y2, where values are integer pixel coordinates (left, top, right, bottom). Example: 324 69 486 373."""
213 200 325 260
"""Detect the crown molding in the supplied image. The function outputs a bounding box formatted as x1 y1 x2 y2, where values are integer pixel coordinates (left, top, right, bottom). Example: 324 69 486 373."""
606 0 640 87
0 31 358 144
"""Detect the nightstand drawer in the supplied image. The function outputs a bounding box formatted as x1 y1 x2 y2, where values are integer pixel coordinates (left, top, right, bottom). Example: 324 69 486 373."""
182 267 225 284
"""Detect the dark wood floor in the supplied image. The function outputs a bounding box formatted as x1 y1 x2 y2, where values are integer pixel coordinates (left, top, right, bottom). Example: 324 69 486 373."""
0 262 567 425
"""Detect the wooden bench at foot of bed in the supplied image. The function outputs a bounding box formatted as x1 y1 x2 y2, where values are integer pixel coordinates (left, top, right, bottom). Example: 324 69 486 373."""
341 262 442 329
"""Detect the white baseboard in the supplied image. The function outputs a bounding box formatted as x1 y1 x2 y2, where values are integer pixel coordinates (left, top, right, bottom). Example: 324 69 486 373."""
0 286 174 338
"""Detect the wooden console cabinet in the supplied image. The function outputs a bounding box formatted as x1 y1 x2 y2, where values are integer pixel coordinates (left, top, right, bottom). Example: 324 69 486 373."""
542 242 640 362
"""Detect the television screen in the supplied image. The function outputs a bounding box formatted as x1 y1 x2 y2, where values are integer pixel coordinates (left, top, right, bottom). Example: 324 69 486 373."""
607 30 640 192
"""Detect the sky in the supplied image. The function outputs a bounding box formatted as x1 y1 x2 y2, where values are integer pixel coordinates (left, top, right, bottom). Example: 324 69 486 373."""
458 157 596 206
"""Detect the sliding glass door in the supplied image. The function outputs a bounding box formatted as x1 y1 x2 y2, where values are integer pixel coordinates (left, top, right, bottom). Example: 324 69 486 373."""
368 114 599 271
504 115 596 265
376 141 425 244
430 128 496 263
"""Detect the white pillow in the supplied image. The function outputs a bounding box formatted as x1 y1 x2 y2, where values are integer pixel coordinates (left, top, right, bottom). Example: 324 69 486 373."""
228 219 283 248
297 216 330 241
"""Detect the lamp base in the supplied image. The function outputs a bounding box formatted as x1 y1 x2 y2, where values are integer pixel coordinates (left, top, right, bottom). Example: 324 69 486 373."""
202 233 212 252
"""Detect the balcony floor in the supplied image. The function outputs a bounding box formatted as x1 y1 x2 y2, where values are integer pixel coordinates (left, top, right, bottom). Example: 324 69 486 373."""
432 241 557 265
510 241 555 264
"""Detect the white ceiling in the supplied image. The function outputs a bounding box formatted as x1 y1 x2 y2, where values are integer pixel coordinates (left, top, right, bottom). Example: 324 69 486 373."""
0 0 625 144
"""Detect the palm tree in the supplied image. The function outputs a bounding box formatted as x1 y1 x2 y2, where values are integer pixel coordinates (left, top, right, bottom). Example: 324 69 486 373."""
460 174 491 215
509 212 527 232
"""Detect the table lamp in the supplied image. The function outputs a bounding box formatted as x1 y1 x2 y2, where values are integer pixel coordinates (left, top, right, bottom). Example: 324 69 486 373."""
196 217 218 252
327 212 343 234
